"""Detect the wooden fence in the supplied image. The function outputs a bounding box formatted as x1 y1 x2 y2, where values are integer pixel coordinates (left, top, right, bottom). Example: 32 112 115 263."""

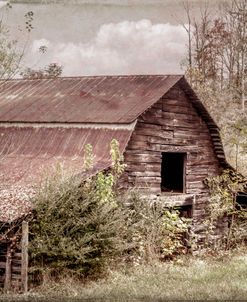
0 221 28 293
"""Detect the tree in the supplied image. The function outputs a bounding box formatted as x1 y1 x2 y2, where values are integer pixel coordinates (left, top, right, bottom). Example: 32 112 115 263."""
21 63 63 79
183 0 247 111
0 3 36 82
181 0 247 175
0 3 26 79
0 4 63 81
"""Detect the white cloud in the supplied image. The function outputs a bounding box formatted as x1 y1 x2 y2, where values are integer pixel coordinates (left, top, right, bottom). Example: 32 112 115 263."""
0 1 7 9
27 19 187 76
31 38 51 52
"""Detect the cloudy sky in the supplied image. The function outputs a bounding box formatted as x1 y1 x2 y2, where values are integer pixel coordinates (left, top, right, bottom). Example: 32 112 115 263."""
1 0 224 76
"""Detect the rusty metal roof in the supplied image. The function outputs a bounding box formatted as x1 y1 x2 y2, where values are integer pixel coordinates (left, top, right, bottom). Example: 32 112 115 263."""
0 74 230 222
0 125 133 222
0 74 182 222
0 75 182 124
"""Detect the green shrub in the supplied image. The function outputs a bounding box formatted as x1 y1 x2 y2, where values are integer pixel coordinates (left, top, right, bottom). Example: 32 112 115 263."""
204 169 247 250
121 192 190 263
29 140 191 280
30 140 127 278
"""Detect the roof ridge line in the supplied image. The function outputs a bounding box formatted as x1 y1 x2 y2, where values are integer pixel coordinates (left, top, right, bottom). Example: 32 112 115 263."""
0 74 184 81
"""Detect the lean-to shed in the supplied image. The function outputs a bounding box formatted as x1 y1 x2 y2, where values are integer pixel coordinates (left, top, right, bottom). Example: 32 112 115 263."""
0 75 229 242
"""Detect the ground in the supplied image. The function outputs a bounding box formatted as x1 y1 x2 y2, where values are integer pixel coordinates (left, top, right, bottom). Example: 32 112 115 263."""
1 253 247 301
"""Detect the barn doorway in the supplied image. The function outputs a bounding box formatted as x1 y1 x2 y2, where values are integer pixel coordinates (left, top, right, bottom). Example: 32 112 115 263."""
161 152 186 193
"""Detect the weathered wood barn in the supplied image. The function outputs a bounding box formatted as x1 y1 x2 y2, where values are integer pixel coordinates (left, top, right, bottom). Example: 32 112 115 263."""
0 75 230 290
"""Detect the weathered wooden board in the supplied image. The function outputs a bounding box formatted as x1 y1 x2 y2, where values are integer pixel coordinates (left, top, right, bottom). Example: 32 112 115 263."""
123 84 220 197
121 84 225 244
21 221 28 294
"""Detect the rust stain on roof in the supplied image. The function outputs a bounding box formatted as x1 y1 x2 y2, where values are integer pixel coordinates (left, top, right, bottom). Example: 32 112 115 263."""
0 75 182 124
0 74 183 222
0 126 132 185
0 74 228 222
0 125 133 222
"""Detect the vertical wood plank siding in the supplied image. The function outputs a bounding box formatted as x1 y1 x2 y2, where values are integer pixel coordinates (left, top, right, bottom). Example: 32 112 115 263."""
4 245 11 293
0 244 22 292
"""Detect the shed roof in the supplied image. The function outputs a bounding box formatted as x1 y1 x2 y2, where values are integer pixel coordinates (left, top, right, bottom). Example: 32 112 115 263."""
0 124 133 222
0 75 181 124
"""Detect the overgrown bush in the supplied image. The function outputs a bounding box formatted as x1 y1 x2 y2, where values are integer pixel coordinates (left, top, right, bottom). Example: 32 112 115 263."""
30 173 126 277
30 140 127 278
29 140 191 280
122 192 190 263
204 169 247 250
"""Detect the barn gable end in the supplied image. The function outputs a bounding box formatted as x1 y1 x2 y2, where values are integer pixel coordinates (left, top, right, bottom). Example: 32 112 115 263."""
123 81 221 196
121 78 229 242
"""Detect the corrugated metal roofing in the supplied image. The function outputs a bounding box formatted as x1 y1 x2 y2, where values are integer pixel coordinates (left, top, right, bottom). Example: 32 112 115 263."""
0 125 133 222
0 75 182 124
0 74 230 222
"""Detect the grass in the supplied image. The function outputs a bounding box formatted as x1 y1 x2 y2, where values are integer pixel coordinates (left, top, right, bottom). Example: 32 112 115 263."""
1 254 247 301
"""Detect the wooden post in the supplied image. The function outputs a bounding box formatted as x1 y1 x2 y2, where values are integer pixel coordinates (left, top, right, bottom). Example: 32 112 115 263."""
21 221 28 293
4 245 12 293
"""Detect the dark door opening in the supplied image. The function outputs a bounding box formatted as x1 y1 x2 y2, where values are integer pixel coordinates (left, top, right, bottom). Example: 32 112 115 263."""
236 192 247 209
161 152 186 193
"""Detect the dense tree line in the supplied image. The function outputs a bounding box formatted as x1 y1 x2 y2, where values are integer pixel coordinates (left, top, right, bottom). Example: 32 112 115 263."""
183 0 247 175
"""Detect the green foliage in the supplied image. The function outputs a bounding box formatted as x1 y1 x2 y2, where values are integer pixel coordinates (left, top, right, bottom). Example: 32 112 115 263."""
110 139 126 177
204 170 247 249
117 192 190 263
21 63 63 79
29 141 191 280
0 5 34 79
83 143 94 170
161 210 190 257
0 4 62 80
30 142 125 277
0 24 22 79
120 192 166 264
25 255 247 301
95 172 115 205
183 1 247 175
30 171 125 277
224 115 247 172
205 170 246 217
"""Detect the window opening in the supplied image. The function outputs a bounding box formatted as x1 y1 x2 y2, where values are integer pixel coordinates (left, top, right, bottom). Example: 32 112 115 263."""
236 192 247 209
175 205 192 218
161 152 186 193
